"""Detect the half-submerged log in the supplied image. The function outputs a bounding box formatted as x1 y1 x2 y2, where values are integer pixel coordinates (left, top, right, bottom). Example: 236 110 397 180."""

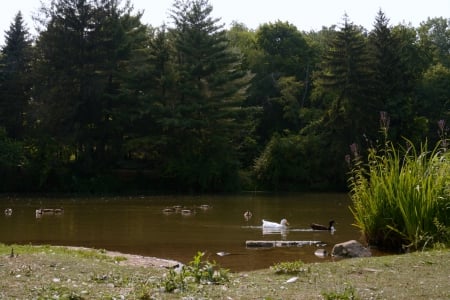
36 208 64 218
246 240 323 248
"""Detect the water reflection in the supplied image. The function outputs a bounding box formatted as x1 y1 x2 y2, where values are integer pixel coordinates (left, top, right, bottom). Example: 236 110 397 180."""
262 227 289 238
0 193 361 271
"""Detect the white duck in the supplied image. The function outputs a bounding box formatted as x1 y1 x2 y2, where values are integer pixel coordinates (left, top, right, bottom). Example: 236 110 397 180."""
262 218 289 228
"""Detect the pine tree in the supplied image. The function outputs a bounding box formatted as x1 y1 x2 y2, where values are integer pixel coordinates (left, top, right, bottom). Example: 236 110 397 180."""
33 0 146 173
308 15 374 186
368 10 413 142
161 0 250 191
0 11 33 138
317 15 374 139
369 12 428 143
369 10 398 109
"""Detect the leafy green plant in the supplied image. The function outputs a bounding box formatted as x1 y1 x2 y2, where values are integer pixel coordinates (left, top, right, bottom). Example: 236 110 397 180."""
270 260 308 275
348 115 450 251
160 251 229 293
322 285 359 300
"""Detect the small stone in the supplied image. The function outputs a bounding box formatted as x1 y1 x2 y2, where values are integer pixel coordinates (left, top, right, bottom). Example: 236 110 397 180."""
286 276 298 283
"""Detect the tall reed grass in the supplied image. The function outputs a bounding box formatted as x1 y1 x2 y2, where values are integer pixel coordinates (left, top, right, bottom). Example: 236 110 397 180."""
348 118 450 251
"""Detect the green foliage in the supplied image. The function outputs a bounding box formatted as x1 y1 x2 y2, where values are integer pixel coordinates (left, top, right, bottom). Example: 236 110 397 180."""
249 21 312 142
374 21 427 144
33 0 146 175
0 127 25 168
0 2 449 193
322 285 359 300
348 130 450 250
254 133 323 190
270 260 308 275
0 11 33 139
317 16 371 99
418 17 450 67
160 251 229 293
256 21 309 77
226 22 259 71
317 15 375 136
416 63 450 139
309 16 378 188
153 0 251 192
369 11 403 99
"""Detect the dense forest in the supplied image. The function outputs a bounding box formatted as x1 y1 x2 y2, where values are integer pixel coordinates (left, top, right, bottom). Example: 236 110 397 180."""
0 0 448 193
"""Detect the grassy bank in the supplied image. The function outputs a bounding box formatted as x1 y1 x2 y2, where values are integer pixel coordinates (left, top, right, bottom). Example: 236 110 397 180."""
0 244 449 299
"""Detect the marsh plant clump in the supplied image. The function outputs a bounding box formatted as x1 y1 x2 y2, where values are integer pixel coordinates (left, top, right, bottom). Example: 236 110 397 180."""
270 260 309 275
322 285 358 300
160 251 229 293
348 114 450 251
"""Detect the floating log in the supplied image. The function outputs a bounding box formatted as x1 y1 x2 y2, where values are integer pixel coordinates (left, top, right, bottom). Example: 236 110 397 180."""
246 240 323 248
35 208 64 218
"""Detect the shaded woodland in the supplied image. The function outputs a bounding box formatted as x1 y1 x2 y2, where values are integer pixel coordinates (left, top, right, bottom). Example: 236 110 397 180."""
0 0 449 193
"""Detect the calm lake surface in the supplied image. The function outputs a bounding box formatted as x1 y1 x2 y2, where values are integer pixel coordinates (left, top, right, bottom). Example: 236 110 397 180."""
0 193 363 271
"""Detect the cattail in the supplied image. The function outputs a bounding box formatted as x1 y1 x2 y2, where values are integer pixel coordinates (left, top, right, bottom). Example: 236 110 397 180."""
380 111 390 131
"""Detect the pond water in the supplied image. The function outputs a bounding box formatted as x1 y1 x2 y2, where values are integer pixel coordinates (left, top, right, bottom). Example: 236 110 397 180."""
0 193 364 271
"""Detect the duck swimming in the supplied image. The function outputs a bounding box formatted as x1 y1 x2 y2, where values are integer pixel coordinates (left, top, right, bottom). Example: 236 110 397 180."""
198 204 212 210
181 209 195 216
262 218 289 228
162 207 176 214
311 220 335 231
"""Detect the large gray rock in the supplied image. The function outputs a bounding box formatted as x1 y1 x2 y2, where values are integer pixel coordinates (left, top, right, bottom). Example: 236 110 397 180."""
332 240 371 258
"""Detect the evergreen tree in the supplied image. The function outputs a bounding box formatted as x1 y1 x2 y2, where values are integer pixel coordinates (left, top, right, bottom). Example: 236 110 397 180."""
33 0 146 176
161 0 250 191
368 10 399 111
389 23 429 144
119 25 175 173
369 11 425 144
317 15 374 140
309 15 374 186
0 11 33 138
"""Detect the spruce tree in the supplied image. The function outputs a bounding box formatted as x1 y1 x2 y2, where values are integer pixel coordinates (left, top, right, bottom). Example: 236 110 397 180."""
317 15 374 139
369 10 399 110
0 11 33 138
368 10 414 143
33 0 146 174
309 15 374 186
162 0 250 191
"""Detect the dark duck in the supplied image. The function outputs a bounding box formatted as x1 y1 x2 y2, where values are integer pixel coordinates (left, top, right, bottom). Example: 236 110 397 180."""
311 220 335 231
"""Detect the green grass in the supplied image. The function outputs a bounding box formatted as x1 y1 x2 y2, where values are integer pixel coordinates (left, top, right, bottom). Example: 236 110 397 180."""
348 139 450 251
0 244 449 299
